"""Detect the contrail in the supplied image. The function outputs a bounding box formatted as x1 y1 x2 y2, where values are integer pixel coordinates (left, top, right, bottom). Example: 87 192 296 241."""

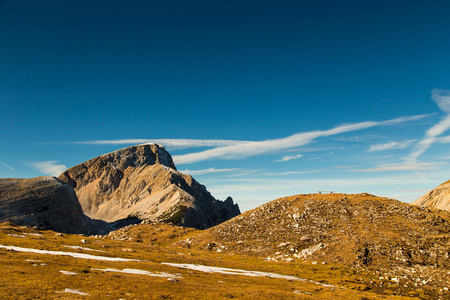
0 161 15 171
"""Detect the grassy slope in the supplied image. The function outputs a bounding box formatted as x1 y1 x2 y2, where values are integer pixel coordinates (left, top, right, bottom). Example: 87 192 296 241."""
0 222 410 300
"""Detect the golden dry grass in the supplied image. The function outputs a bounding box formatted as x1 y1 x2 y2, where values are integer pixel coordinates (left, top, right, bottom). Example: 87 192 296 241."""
0 222 412 300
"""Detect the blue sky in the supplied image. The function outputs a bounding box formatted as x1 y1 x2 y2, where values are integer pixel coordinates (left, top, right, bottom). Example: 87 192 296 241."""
1 0 450 211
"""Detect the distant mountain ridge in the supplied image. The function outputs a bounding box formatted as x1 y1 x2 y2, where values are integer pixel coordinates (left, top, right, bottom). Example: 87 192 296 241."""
58 144 240 229
412 180 450 212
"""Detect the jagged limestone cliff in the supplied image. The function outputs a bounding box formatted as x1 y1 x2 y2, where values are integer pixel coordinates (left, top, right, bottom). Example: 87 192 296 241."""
59 144 240 229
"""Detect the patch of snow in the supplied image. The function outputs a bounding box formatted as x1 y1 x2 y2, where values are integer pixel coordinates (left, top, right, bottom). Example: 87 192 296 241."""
56 288 89 296
92 268 182 278
60 270 78 275
8 234 26 238
162 262 338 288
0 244 141 262
24 233 43 236
63 245 106 252
162 262 304 281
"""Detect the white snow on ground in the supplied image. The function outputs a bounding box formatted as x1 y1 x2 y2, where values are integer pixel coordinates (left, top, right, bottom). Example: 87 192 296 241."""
92 268 182 278
25 233 43 237
162 262 306 281
162 263 336 288
63 245 106 252
2 244 336 288
60 270 78 275
8 234 26 238
56 288 89 296
0 245 141 262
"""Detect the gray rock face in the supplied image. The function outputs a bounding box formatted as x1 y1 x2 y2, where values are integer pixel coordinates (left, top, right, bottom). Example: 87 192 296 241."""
59 144 240 229
0 177 106 234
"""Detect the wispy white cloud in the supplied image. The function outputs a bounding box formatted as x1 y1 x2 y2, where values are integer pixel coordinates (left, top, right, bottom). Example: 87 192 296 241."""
228 169 264 177
367 140 416 152
180 168 238 176
349 161 444 172
404 89 450 163
68 139 249 150
439 136 450 143
405 115 450 162
431 89 450 113
0 161 15 171
173 114 429 165
31 161 67 176
263 170 323 176
274 154 303 162
333 136 365 142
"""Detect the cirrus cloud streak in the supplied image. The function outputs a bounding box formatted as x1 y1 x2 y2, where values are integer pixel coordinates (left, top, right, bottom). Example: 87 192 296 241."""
69 139 249 150
180 168 238 176
349 162 444 172
367 140 416 152
173 114 429 165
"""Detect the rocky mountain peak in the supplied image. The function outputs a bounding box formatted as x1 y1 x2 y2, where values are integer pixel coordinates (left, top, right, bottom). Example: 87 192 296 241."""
59 144 175 190
58 144 240 229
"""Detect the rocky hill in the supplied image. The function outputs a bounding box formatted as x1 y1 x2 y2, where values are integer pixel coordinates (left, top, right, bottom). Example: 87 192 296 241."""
58 144 240 229
412 179 450 212
0 177 106 234
193 193 450 270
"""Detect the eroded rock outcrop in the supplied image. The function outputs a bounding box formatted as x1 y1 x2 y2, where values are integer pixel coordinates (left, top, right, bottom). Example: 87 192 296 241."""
412 180 450 212
59 144 240 229
0 177 106 234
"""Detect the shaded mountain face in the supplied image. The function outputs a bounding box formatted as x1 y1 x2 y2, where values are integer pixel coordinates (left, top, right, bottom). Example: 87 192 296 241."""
0 177 106 234
412 180 450 212
58 144 240 229
197 193 450 268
